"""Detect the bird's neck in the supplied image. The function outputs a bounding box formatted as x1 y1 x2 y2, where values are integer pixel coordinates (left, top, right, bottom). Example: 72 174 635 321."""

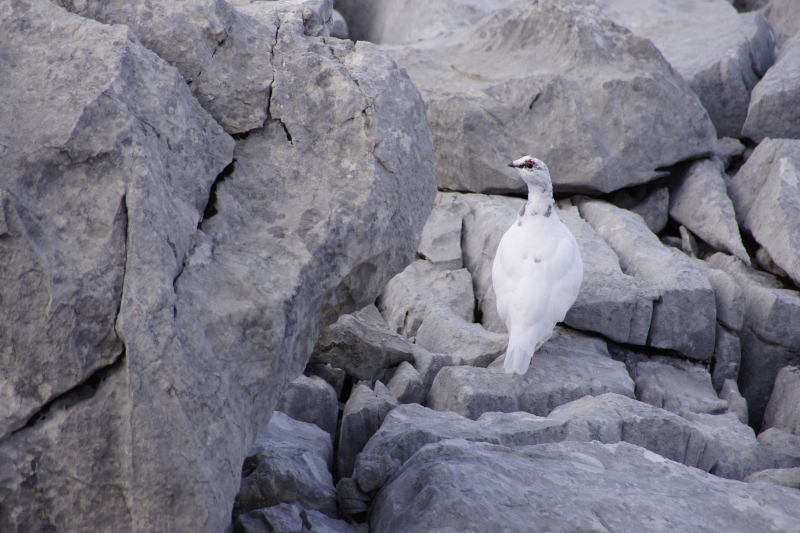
525 187 554 216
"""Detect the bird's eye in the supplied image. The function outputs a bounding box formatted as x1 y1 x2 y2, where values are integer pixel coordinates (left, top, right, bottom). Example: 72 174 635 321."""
525 162 534 169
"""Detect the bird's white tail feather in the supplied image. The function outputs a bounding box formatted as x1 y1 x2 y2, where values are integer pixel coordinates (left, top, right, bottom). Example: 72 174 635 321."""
504 326 552 374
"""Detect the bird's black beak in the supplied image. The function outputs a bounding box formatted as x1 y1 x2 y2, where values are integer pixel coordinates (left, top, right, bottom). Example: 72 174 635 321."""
508 162 518 168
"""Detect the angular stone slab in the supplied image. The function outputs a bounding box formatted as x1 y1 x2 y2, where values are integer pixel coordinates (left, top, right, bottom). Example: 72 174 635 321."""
669 158 749 264
577 197 716 360
594 0 775 138
310 304 415 381
635 358 729 415
233 412 337 519
370 439 800 533
713 327 743 392
414 308 508 367
743 36 800 142
746 468 800 490
730 140 800 287
428 366 519 420
276 374 339 438
763 366 800 437
707 253 800 427
761 0 800 48
337 383 398 478
385 361 426 405
384 0 717 194
416 192 464 271
631 187 670 234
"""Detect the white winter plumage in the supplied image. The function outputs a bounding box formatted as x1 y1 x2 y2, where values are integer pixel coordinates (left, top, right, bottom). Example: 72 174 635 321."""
492 156 583 374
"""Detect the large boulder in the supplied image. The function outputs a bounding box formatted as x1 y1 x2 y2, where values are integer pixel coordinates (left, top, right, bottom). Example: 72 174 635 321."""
54 0 331 134
743 36 800 142
0 0 436 531
577 197 717 361
593 0 775 138
382 0 717 194
760 0 800 48
275 374 339 438
370 439 800 533
707 253 800 427
729 139 800 286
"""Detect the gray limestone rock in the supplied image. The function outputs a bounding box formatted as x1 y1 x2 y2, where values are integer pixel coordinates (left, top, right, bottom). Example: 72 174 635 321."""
757 428 800 471
594 0 775 138
743 36 800 142
703 267 746 332
377 260 475 338
720 378 749 425
337 383 399 478
669 158 750 264
414 309 508 367
635 358 729 416
756 246 790 278
353 453 402 493
716 137 746 169
370 439 800 533
0 0 436 531
490 327 636 416
763 366 800 436
577 197 717 361
631 187 670 234
680 410 762 480
55 0 332 134
235 502 357 533
427 366 519 420
385 361 425 405
679 225 701 258
416 193 464 271
713 326 742 393
310 305 416 381
233 412 337 520
746 468 800 490
383 0 717 194
559 205 659 345
760 0 800 48
411 346 454 396
707 253 800 427
548 394 717 471
331 9 350 40
335 477 371 516
276 375 339 438
729 139 800 286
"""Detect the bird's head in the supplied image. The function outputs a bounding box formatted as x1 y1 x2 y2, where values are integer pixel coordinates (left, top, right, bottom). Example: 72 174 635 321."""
508 155 552 195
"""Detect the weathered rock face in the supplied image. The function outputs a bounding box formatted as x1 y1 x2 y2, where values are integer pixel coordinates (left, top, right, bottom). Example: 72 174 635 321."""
54 0 331 134
707 253 800 427
0 1 436 532
729 139 800 287
593 0 775 138
383 0 717 194
743 36 800 142
337 383 398 478
370 439 800 533
760 0 800 48
577 197 717 360
233 412 337 520
763 366 800 436
276 375 339 438
668 158 749 264
634 358 729 416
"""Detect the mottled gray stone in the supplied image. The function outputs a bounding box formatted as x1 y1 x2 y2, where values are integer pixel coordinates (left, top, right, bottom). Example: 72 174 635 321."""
383 0 717 194
337 383 398 478
729 139 800 287
235 502 357 533
331 9 349 39
713 327 742 393
716 137 746 169
377 260 475 338
370 439 800 533
0 0 436 530
428 366 519 420
720 378 749 425
746 468 800 490
310 304 415 381
680 411 762 480
276 375 339 438
707 253 800 427
760 0 800 48
416 193 464 271
669 158 749 264
577 197 717 360
635 358 729 416
385 361 425 405
233 412 337 520
411 346 454 396
594 0 775 138
763 366 800 436
335 477 371 516
489 327 636 416
743 36 800 142
631 187 669 234
55 0 332 134
757 428 800 471
704 267 746 332
414 309 508 367
679 225 701 258
353 453 402 493
559 205 659 345
756 246 790 278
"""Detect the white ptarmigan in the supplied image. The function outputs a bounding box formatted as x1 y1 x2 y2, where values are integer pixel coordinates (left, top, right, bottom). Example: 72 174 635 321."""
492 156 583 375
